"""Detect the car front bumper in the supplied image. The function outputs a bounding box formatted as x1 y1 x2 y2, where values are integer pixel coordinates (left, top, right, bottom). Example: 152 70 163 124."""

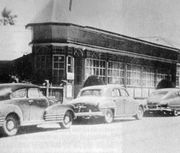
147 105 172 111
75 111 104 117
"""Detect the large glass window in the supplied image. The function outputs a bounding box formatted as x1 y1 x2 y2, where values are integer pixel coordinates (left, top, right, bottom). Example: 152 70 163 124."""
85 58 106 81
142 67 155 87
126 64 141 87
52 55 65 84
108 61 124 84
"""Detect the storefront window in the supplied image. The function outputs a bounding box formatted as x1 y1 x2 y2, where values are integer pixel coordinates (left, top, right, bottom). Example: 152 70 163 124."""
85 58 106 81
52 55 65 83
142 67 155 87
107 61 124 84
126 64 141 87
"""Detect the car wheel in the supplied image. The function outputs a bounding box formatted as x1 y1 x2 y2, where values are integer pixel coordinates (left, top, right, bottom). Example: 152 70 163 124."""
135 106 144 120
1 115 19 136
60 111 73 129
172 110 178 116
104 109 114 123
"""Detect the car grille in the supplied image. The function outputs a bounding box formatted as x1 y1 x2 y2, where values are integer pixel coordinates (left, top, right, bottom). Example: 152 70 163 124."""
147 102 158 109
148 105 158 109
73 103 99 113
147 103 168 109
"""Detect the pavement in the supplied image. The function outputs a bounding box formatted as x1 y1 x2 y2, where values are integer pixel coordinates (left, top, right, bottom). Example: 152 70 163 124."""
0 112 180 153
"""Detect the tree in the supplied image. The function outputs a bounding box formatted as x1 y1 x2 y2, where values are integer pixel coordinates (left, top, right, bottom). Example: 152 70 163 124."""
0 7 17 25
83 75 105 87
156 79 175 89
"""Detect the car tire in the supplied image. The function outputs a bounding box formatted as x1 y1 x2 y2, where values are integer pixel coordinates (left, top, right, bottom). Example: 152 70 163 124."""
104 109 114 123
135 106 144 120
172 110 178 116
1 115 19 136
60 111 73 129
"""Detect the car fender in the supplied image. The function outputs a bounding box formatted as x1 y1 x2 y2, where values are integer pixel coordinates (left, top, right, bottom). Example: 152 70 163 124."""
45 103 75 118
0 104 23 124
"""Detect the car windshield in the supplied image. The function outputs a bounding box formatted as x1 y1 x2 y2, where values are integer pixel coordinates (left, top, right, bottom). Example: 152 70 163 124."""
80 89 102 97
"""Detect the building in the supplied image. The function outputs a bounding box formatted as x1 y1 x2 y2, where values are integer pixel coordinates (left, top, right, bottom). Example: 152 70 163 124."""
24 0 180 99
1 0 179 100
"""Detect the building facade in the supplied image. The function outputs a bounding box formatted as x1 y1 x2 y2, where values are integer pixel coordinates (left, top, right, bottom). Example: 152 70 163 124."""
26 23 180 98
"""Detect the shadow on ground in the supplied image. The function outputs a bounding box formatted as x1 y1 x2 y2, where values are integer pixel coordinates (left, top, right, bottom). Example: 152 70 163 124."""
18 126 60 135
73 117 136 126
0 125 63 138
144 111 175 117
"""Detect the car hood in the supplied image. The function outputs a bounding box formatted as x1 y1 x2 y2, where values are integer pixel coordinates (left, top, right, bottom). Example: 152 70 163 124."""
147 94 166 104
69 96 105 106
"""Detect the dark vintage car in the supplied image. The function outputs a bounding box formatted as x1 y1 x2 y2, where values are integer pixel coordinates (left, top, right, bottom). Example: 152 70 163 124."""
0 83 75 136
147 88 180 116
70 84 146 123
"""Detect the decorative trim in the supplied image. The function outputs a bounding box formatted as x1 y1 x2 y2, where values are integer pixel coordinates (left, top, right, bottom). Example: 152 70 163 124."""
33 43 178 64
27 22 180 52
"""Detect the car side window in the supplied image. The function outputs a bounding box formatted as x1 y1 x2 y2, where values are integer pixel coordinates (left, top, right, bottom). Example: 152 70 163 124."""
112 88 120 97
120 89 129 97
11 88 27 99
28 88 40 98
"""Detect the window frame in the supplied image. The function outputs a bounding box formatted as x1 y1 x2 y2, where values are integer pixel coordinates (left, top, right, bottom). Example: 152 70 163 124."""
66 55 74 73
85 58 106 81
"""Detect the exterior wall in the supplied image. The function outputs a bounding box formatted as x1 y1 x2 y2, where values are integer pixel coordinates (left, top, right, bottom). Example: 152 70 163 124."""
28 23 178 62
83 50 175 98
27 23 180 98
32 45 52 84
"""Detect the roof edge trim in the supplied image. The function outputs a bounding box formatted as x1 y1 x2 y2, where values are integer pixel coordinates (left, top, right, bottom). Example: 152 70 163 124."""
25 22 180 52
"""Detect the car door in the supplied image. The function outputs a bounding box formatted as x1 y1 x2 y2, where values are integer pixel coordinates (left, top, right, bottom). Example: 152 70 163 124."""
112 88 124 117
120 88 137 115
27 88 49 122
10 88 30 121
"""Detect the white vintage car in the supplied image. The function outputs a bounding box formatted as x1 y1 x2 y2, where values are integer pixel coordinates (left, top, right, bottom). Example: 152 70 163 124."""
70 84 147 123
0 83 75 136
147 88 180 116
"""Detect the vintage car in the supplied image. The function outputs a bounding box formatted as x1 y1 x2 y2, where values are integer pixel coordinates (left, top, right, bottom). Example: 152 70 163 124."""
0 83 75 136
70 84 146 123
147 88 180 116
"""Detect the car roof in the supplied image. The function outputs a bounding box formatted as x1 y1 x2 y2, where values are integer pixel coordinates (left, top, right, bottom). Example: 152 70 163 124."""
0 83 39 92
81 84 125 91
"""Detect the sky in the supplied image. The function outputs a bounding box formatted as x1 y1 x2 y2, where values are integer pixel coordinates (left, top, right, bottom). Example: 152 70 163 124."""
0 0 180 60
